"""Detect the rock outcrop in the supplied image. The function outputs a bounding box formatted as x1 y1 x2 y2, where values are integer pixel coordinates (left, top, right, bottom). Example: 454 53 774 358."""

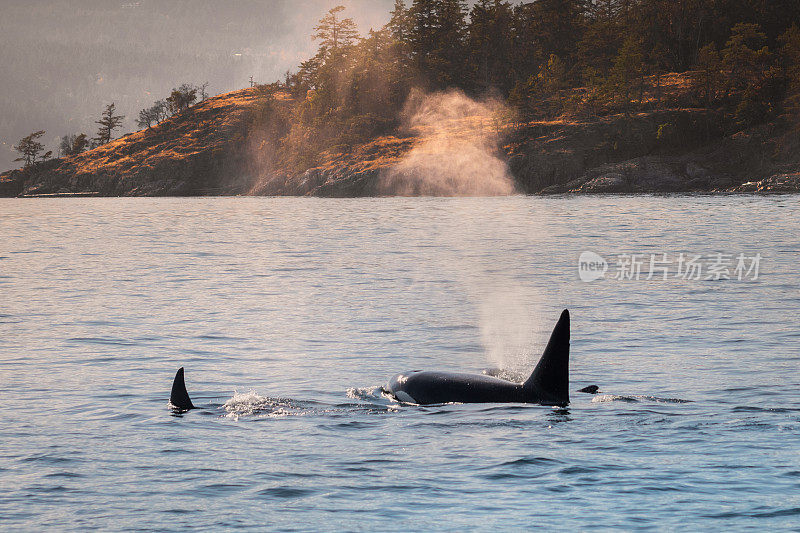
559 119 800 194
732 172 800 192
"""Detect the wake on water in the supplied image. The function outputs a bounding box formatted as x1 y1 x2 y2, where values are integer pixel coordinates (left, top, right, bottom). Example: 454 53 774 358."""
188 388 398 421
222 391 310 420
174 364 689 419
591 394 692 404
480 367 691 404
195 378 690 420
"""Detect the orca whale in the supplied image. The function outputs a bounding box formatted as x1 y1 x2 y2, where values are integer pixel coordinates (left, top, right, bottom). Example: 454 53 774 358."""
386 309 571 406
169 367 195 411
169 309 571 410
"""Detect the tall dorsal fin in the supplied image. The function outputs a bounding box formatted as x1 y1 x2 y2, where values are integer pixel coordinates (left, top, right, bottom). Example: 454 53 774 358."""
524 309 570 405
170 367 195 410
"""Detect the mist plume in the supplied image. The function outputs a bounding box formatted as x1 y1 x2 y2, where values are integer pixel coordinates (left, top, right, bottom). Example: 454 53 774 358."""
379 89 516 196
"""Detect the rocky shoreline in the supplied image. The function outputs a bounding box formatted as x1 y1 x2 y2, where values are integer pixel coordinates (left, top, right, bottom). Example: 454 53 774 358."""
2 88 799 197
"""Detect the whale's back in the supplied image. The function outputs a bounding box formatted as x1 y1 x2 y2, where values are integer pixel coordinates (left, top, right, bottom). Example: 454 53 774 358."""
389 371 525 404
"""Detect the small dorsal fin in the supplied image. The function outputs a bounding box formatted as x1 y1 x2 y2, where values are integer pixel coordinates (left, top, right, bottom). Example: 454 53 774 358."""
524 309 570 405
170 367 195 410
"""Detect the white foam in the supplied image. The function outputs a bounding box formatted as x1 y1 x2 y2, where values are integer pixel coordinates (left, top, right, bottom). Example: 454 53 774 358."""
346 385 383 400
591 394 638 403
591 394 689 404
222 390 299 420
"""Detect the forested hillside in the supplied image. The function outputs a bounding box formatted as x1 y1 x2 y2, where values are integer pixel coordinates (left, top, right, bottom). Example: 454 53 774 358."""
3 0 800 196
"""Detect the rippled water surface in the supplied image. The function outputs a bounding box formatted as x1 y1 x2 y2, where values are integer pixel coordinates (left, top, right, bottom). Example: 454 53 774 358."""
1 196 799 530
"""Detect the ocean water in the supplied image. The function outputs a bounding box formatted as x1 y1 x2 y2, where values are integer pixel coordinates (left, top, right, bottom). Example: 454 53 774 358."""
0 196 798 531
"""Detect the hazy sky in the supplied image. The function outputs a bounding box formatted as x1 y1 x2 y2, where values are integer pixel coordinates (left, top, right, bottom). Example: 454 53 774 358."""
0 0 396 171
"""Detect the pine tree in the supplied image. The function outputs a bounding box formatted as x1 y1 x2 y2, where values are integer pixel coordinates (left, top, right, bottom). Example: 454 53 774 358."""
407 0 439 79
722 23 774 127
387 0 413 72
433 0 467 87
578 1 624 78
14 131 51 168
607 36 645 114
407 0 467 88
305 6 361 118
388 0 411 43
698 43 722 107
59 134 75 157
779 24 800 115
58 133 89 157
72 133 89 154
313 5 359 58
722 23 771 94
293 55 324 94
94 103 125 145
165 84 198 115
467 0 515 92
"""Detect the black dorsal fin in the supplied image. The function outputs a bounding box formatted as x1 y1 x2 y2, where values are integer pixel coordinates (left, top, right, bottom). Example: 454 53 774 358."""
524 309 570 405
170 367 195 410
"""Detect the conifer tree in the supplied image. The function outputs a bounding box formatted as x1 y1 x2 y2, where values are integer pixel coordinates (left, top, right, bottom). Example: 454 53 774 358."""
14 130 50 168
313 5 359 58
94 103 125 145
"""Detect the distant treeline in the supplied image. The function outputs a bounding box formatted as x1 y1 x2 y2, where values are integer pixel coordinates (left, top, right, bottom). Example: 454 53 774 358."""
247 0 800 171
14 83 209 168
136 83 210 129
57 83 210 159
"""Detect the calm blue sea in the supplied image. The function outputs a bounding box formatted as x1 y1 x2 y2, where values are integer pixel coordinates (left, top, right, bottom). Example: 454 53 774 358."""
0 196 798 531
